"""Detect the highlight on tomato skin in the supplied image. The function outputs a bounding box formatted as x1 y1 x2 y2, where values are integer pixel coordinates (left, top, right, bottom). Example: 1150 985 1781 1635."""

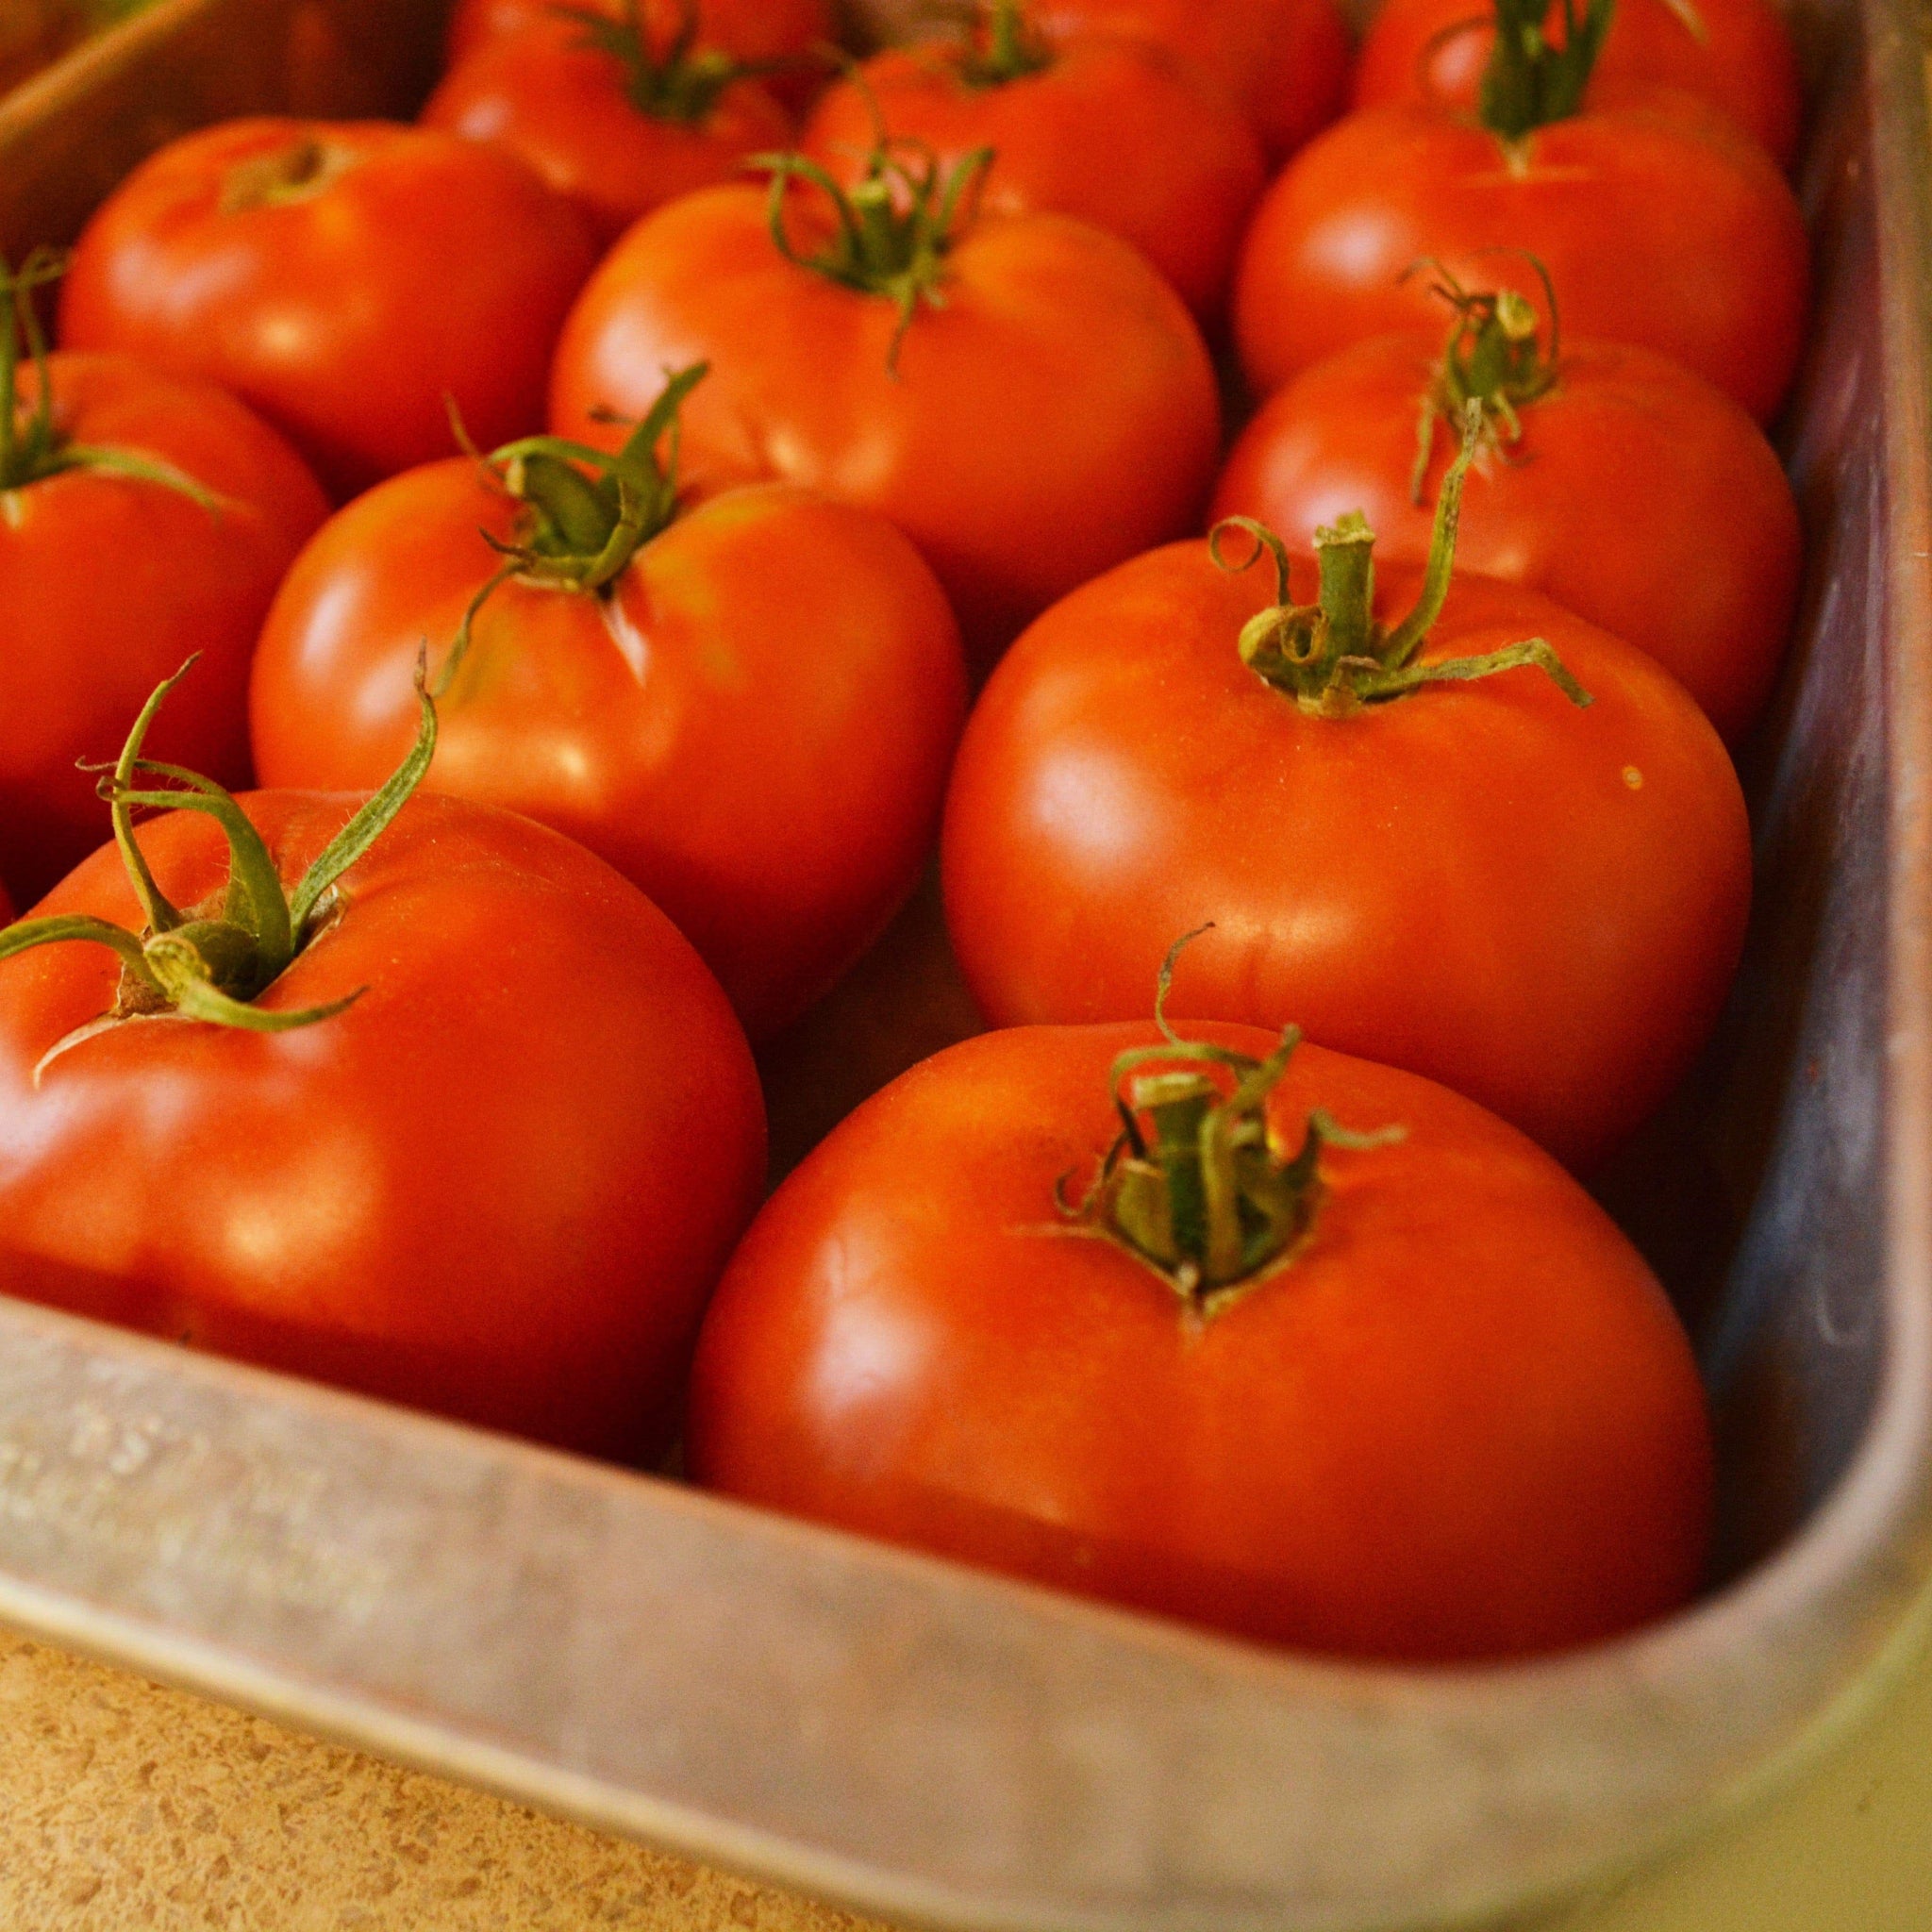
687 1019 1715 1663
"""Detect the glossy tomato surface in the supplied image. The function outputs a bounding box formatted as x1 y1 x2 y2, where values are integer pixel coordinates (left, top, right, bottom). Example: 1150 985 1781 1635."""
549 184 1221 666
250 467 969 1041
0 792 765 1461
1352 0 1803 168
422 18 793 246
443 0 836 110
0 352 328 905
1212 332 1803 742
59 119 598 499
941 545 1753 1172
801 34 1264 321
1030 0 1351 161
1232 103 1809 422
689 1022 1714 1660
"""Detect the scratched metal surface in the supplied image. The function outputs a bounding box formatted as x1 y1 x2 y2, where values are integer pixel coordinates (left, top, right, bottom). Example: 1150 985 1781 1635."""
0 0 1930 1927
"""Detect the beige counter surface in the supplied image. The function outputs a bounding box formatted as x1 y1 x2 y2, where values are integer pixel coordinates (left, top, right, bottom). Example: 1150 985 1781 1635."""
1 1622 1928 1932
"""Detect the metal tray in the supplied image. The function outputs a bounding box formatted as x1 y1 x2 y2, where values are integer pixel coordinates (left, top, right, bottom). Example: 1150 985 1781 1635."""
1 0 1929 1925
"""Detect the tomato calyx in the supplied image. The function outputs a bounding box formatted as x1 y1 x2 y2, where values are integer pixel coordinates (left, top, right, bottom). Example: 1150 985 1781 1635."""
1058 934 1403 1310
555 0 762 126
0 659 437 1073
1211 403 1592 719
0 250 219 508
753 142 995 370
1477 0 1615 141
957 0 1056 88
217 132 362 214
435 361 705 692
1407 255 1561 503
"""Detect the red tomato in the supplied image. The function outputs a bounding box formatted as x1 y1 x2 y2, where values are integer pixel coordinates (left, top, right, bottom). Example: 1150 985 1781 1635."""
801 18 1264 321
1212 316 1802 743
58 119 598 499
422 14 794 247
444 0 836 112
0 348 328 904
1352 0 1802 169
250 452 968 1041
548 168 1221 665
0 786 765 1462
941 525 1752 1173
1029 0 1351 162
1232 101 1809 422
689 1018 1713 1660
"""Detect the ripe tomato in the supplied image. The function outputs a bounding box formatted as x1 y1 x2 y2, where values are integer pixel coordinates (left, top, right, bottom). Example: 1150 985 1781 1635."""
422 12 794 247
250 384 968 1041
800 9 1264 321
1352 0 1802 169
1 334 328 905
941 479 1752 1173
1232 99 1809 421
1029 0 1351 162
59 118 598 499
444 0 836 112
0 748 765 1463
1212 285 1802 743
549 158 1220 665
689 1016 1714 1660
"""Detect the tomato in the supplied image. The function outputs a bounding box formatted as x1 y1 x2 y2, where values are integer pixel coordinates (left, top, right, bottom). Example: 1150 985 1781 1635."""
1232 98 1809 421
940 457 1752 1173
422 13 794 247
800 8 1264 321
1 316 329 905
1352 0 1802 170
249 378 969 1041
1028 0 1351 163
1212 283 1802 743
444 0 837 112
58 119 598 499
0 703 765 1463
688 1015 1713 1660
548 157 1220 666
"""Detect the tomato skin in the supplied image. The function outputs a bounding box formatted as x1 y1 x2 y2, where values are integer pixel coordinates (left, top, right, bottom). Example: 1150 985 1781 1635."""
689 1022 1713 1660
1211 332 1803 743
1352 0 1802 169
941 546 1752 1173
1030 0 1351 162
443 0 836 111
800 35 1264 322
1232 103 1809 423
422 20 794 247
0 791 765 1461
549 185 1221 665
250 466 969 1041
0 352 329 907
59 119 598 499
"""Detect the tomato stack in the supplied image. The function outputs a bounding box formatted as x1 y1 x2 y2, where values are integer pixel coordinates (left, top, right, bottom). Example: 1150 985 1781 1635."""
0 0 1811 1663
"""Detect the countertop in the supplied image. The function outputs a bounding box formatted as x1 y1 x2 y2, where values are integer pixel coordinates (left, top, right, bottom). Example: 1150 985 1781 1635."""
1 1614 1927 1931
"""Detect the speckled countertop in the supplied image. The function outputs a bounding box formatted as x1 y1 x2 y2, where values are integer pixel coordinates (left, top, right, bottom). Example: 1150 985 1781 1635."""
3 1621 1929 1932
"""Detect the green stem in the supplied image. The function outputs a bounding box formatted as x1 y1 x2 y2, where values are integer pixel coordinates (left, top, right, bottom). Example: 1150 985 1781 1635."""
958 0 1054 87
2 663 438 1050
550 0 758 125
755 142 993 372
1478 0 1617 140
1058 932 1402 1305
1212 402 1591 718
